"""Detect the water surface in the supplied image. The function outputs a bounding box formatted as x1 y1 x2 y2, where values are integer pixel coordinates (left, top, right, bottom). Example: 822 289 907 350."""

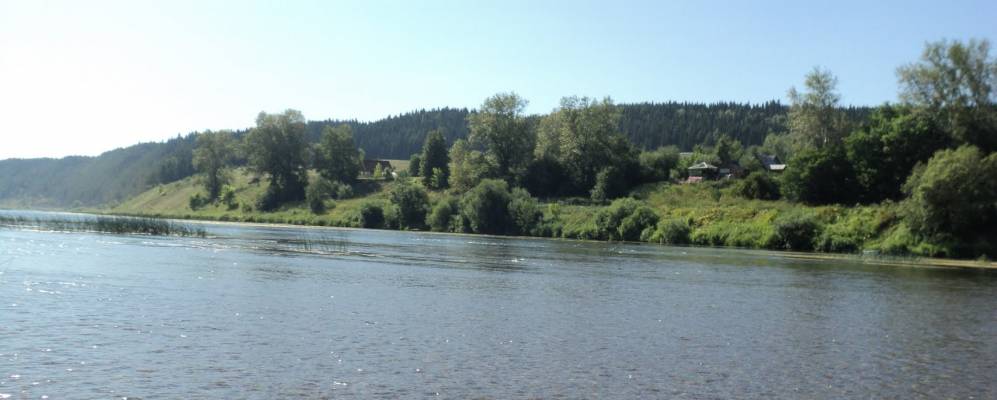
2 211 995 398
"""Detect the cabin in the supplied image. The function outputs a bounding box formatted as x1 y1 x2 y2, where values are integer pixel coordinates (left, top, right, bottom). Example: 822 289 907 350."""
360 159 394 178
758 154 786 172
686 162 718 183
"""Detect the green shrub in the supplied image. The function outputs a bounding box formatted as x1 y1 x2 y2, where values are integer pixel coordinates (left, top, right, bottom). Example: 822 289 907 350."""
508 188 543 235
408 154 422 176
220 186 238 210
359 202 385 229
306 178 334 214
594 198 658 241
618 206 659 241
647 218 692 244
772 212 821 251
189 193 207 210
814 208 879 253
590 166 627 202
330 181 354 199
389 182 429 229
733 171 780 200
781 145 859 205
460 179 513 234
428 196 460 232
902 146 997 245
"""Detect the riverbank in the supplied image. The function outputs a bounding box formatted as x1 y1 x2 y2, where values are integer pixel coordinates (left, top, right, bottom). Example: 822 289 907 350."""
97 168 994 264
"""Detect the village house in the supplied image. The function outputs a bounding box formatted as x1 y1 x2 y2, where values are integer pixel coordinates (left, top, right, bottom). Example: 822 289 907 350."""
758 154 786 172
360 159 394 179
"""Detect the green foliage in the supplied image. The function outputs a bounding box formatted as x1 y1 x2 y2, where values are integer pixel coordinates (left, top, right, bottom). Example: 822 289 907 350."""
647 218 692 245
781 145 858 205
814 207 884 253
189 193 207 210
359 202 385 229
429 168 446 191
328 180 354 199
639 146 680 182
537 96 639 195
460 179 512 234
448 139 494 192
468 93 534 182
594 198 657 241
192 130 235 200
619 206 659 242
220 185 237 210
733 171 780 200
428 196 461 232
245 110 309 209
713 135 742 165
508 188 543 235
522 155 568 197
389 182 429 230
898 39 997 151
846 106 951 202
901 145 997 256
315 124 361 184
372 163 384 180
421 129 450 189
772 212 821 251
306 177 335 214
408 154 422 176
590 167 627 202
787 67 850 148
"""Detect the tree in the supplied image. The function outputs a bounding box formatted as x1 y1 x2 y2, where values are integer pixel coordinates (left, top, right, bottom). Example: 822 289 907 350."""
467 92 534 182
244 110 309 210
306 177 335 214
314 124 361 184
713 135 742 165
733 171 781 200
389 182 429 229
788 68 849 148
845 105 951 202
536 96 638 195
638 146 680 183
898 39 997 151
902 145 997 247
192 130 234 200
420 129 450 189
460 179 513 234
508 187 543 235
590 167 627 202
781 145 859 205
408 154 422 176
428 196 461 232
448 139 494 192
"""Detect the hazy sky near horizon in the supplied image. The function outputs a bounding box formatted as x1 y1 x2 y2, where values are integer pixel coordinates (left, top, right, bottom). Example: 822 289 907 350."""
1 0 995 159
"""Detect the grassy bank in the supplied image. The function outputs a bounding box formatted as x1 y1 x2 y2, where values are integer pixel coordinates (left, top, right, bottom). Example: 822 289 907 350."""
109 168 987 261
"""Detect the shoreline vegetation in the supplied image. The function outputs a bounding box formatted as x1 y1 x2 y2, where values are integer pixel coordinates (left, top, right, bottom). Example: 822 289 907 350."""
0 214 206 237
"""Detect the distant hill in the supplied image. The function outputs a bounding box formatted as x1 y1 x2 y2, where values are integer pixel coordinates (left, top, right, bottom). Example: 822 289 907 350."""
0 101 872 208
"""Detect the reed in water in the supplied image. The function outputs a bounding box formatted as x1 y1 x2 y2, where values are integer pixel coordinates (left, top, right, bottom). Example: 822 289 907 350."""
0 215 206 237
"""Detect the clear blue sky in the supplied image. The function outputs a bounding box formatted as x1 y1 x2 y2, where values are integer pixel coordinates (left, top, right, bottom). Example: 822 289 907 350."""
1 0 994 159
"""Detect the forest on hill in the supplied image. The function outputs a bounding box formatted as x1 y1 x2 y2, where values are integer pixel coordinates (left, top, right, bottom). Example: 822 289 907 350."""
0 101 867 207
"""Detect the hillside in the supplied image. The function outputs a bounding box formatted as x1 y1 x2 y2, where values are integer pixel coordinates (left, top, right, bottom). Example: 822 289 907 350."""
0 102 872 208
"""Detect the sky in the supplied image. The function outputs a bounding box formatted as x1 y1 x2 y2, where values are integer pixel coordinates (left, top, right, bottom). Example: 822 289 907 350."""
1 0 995 159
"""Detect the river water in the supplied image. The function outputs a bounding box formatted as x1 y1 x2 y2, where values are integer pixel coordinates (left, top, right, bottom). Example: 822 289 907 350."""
1 211 995 399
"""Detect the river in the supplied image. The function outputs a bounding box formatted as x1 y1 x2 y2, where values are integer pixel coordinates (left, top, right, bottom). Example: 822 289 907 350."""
1 211 995 399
